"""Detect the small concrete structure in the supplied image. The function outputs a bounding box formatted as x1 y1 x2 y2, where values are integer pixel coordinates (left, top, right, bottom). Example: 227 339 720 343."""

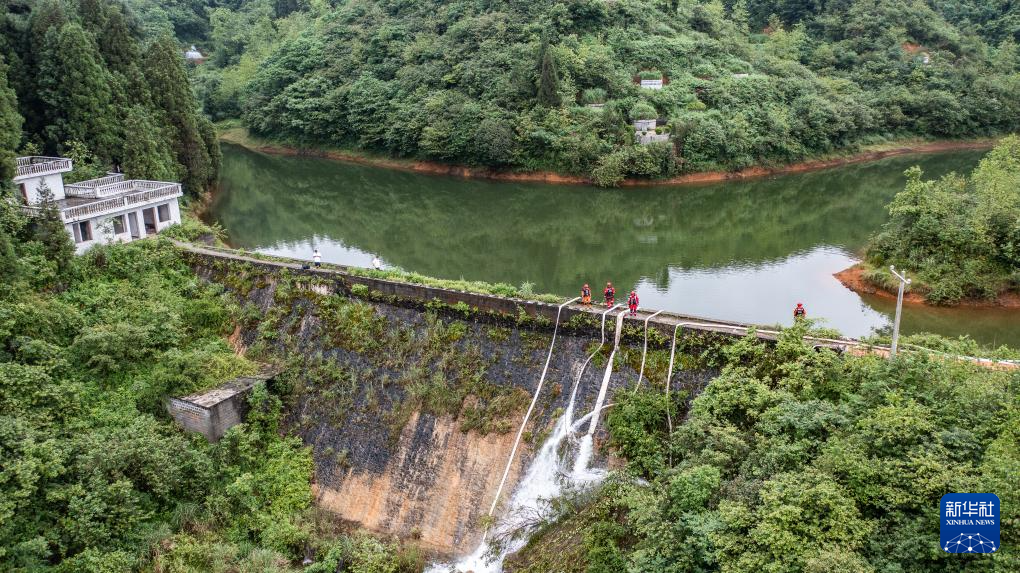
184 45 205 64
640 79 663 90
14 156 183 254
632 119 657 132
633 119 670 145
636 132 671 145
166 369 278 441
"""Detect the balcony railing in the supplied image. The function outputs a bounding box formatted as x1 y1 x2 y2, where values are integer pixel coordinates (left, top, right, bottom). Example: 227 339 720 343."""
23 183 182 222
15 156 73 178
64 174 126 197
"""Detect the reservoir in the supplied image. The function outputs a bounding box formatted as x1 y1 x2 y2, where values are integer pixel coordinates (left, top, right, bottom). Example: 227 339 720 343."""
210 144 1020 347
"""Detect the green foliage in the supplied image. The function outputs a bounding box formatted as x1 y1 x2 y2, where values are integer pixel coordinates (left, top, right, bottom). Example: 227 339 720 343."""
174 0 1020 183
0 224 330 571
867 136 1020 302
629 102 658 121
592 329 1019 573
0 56 22 183
0 1 220 196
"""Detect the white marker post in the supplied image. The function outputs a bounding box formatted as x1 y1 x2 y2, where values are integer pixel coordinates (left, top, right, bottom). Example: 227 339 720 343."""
889 265 911 358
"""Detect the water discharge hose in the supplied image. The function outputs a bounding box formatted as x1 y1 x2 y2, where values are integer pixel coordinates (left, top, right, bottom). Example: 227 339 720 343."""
634 310 664 393
486 297 579 518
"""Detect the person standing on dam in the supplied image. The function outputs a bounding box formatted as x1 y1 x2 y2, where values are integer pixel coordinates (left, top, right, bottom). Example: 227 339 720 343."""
312 249 322 268
604 282 615 306
794 302 806 320
581 284 592 305
628 290 639 316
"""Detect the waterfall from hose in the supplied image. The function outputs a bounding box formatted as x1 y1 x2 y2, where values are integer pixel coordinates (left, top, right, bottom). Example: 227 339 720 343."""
429 305 618 573
572 311 625 478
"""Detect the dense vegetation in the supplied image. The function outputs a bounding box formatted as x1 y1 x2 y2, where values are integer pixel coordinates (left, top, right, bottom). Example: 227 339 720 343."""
865 136 1020 303
510 325 1019 572
0 0 219 196
133 0 1020 184
0 200 423 571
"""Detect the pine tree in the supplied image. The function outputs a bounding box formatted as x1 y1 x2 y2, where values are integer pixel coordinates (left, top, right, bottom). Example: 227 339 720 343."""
37 23 118 161
143 34 216 196
536 36 561 108
0 56 24 184
121 105 180 181
32 180 74 275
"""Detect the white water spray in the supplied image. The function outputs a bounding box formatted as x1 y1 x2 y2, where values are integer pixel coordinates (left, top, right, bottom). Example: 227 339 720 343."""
572 311 625 477
430 305 620 573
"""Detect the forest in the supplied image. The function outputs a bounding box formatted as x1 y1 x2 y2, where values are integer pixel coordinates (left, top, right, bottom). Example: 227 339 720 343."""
864 135 1020 304
125 0 1020 184
0 0 219 196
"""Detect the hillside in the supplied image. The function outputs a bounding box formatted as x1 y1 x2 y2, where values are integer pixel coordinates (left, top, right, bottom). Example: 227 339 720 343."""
150 0 1020 184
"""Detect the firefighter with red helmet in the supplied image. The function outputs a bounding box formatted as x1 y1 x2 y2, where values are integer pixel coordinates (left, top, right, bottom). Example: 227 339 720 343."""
604 282 615 306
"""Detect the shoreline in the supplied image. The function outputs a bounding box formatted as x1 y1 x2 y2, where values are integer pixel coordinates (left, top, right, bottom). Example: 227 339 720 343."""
219 128 996 187
834 264 1020 309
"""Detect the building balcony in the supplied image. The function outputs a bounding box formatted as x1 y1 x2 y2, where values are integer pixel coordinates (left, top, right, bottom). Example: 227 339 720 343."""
23 181 183 223
15 156 73 179
65 173 131 198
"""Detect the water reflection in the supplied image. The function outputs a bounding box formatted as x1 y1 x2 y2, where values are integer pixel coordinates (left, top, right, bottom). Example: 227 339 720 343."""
211 144 1020 346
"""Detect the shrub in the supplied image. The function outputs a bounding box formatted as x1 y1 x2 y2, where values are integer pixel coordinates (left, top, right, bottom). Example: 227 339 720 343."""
630 102 657 121
638 70 663 80
581 88 607 104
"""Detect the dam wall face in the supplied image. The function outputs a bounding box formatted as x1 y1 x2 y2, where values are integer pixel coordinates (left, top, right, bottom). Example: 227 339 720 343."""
183 249 719 557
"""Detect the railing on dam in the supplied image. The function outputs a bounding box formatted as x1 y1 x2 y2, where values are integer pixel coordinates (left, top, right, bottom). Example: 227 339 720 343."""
172 240 1019 370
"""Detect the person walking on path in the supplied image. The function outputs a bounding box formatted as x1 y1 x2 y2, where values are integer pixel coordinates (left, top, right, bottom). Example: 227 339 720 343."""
628 291 639 317
793 302 806 321
581 283 592 305
604 282 615 306
313 249 322 268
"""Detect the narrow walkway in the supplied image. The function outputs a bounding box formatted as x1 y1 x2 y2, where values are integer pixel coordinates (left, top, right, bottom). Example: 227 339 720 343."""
172 240 1019 371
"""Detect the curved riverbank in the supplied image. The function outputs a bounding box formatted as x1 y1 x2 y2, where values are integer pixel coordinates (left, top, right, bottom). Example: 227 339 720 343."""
834 264 1020 309
219 127 996 187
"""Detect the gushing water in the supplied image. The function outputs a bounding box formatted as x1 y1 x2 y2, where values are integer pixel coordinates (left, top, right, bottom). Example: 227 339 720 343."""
572 312 625 478
428 307 622 573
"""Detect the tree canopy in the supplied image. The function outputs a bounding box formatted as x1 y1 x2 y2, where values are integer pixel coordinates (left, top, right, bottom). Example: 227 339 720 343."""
134 0 1020 184
0 0 219 196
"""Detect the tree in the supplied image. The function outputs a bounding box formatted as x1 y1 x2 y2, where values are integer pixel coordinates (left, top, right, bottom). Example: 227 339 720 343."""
0 56 23 183
36 23 118 160
143 34 217 196
30 180 74 275
536 36 561 107
120 105 180 181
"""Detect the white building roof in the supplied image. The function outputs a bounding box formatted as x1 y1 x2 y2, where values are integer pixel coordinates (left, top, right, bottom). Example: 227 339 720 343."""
184 45 204 60
14 156 73 180
27 173 183 223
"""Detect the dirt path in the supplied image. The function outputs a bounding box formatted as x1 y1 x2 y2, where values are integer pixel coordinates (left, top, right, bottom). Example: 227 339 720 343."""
220 129 997 188
834 264 1020 309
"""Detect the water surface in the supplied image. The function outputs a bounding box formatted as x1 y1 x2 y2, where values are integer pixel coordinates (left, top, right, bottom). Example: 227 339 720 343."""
211 145 1020 347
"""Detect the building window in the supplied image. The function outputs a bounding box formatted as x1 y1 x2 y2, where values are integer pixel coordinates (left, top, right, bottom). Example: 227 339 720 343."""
74 221 92 243
111 215 126 235
157 204 170 222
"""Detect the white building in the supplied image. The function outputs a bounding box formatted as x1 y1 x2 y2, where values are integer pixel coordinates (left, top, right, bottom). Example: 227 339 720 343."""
14 156 183 254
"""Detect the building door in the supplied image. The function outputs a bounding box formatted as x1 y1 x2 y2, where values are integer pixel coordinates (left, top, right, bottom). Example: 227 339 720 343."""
128 212 140 239
142 208 157 235
18 183 27 204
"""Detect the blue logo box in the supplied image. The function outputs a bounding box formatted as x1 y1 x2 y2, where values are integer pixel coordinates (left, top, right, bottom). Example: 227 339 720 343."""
940 493 1000 553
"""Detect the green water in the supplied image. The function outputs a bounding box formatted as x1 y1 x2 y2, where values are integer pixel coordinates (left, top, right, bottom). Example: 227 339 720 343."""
210 144 1020 347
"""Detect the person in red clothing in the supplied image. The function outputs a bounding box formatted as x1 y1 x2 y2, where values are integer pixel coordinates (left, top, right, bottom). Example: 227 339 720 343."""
581 284 592 305
604 282 615 306
793 302 806 320
628 291 639 316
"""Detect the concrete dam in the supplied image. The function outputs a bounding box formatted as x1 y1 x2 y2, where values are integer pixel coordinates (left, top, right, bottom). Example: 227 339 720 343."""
180 244 741 560
180 242 978 567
